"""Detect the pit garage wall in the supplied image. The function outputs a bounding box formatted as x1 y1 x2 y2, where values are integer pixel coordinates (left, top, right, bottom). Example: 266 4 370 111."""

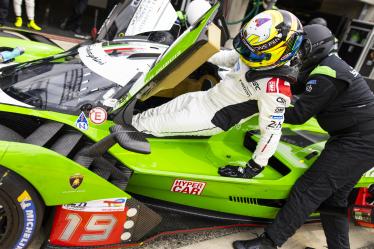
319 0 364 19
222 0 249 48
319 0 374 23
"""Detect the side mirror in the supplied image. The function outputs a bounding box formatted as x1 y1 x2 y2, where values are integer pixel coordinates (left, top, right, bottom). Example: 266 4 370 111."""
81 124 150 157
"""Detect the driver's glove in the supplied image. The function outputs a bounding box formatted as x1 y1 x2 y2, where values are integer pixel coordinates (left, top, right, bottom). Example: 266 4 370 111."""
218 159 263 179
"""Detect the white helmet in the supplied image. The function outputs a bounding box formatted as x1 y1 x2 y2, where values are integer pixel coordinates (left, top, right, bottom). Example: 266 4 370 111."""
186 0 211 25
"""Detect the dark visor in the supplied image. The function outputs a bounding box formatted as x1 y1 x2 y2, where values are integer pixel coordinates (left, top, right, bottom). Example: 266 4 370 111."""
233 30 271 62
302 35 335 59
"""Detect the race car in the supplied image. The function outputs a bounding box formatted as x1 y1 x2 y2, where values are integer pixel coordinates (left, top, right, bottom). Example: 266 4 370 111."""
0 1 373 249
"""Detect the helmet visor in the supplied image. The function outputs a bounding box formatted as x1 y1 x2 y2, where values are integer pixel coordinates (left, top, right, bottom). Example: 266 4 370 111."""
300 35 334 61
233 31 270 63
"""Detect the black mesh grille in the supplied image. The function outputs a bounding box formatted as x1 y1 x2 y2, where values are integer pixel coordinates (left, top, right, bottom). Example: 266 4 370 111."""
229 196 285 208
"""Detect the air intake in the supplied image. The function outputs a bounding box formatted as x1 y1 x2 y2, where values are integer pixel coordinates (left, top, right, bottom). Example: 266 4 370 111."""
229 196 258 204
229 196 285 208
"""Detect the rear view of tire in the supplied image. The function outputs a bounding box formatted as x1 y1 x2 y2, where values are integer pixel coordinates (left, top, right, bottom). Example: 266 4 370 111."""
0 166 44 249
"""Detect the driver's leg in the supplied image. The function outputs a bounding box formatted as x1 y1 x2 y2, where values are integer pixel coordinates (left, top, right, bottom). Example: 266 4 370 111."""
13 0 22 27
133 91 224 136
132 77 255 137
25 0 41 30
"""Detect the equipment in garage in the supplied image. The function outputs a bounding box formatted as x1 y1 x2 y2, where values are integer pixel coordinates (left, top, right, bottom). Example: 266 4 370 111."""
339 19 374 90
352 187 374 228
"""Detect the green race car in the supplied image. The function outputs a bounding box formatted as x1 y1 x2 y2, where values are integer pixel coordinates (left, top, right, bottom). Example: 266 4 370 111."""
0 1 372 249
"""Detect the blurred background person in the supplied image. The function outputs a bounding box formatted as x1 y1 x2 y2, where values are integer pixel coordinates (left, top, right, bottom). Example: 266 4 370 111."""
0 0 9 26
60 0 88 35
308 17 339 54
13 0 41 30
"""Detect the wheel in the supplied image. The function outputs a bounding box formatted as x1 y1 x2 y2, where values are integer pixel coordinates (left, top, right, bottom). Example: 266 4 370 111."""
0 124 24 142
0 166 44 249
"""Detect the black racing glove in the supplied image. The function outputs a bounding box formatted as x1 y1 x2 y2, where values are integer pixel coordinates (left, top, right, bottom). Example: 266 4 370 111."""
218 159 264 179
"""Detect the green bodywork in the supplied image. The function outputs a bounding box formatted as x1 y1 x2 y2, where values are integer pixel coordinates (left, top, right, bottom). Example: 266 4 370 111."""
0 104 373 219
0 142 129 205
0 105 130 205
0 37 63 63
0 3 373 221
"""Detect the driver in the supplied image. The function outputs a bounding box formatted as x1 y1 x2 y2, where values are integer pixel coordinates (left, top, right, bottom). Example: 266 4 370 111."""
133 9 304 179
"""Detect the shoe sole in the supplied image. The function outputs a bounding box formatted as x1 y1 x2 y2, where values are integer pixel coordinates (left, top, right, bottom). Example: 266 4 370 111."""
233 241 248 249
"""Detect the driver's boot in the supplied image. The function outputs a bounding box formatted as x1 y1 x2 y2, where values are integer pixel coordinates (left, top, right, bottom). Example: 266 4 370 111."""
14 17 22 27
233 233 277 249
28 20 42 31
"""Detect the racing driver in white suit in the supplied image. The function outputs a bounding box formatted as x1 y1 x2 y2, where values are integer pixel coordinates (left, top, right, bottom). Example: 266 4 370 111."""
133 9 304 179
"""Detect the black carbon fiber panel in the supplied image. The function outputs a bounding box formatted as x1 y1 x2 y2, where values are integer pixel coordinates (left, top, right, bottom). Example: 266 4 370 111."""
126 198 162 242
25 121 64 146
110 125 151 154
50 132 83 156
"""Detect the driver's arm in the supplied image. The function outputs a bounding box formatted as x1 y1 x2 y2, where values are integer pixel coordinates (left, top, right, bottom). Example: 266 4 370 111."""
252 79 291 166
208 49 239 68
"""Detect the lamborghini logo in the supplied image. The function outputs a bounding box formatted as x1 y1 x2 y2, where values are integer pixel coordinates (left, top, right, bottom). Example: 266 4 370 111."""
69 174 84 189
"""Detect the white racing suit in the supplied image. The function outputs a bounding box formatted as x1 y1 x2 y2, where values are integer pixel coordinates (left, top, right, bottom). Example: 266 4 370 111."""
132 50 291 167
13 0 35 20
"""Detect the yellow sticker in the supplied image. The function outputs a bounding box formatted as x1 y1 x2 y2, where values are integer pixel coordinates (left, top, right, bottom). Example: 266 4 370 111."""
17 190 32 203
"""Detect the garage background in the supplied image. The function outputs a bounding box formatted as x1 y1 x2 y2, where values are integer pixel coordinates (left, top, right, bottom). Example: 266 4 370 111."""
4 0 374 88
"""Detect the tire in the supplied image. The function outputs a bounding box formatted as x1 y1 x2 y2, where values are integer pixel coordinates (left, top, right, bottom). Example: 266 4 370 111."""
0 124 24 142
0 166 44 249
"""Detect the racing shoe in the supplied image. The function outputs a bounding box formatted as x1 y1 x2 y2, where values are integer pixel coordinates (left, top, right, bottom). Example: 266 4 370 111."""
28 20 42 31
14 17 22 28
218 159 263 178
233 233 277 249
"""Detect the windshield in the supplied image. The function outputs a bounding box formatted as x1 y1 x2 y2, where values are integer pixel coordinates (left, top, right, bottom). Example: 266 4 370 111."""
0 59 122 114
0 39 166 114
0 2 220 115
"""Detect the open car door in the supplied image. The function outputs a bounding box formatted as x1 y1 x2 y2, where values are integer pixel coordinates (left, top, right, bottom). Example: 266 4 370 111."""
112 2 221 113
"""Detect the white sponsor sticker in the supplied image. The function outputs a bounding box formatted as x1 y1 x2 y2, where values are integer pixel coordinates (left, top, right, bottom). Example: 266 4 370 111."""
63 198 127 212
171 179 206 195
89 107 107 125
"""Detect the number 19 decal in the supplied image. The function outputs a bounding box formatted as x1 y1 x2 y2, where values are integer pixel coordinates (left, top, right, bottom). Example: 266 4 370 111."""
50 206 127 246
59 213 117 242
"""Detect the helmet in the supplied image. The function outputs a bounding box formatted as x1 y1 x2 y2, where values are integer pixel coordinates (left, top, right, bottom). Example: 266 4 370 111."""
186 0 211 25
308 17 327 27
233 9 304 69
300 24 335 70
